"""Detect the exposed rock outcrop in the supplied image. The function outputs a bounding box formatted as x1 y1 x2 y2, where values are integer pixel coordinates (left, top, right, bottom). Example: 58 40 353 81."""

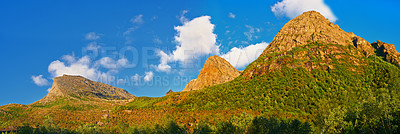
261 11 355 55
372 40 400 66
182 55 240 91
36 75 135 103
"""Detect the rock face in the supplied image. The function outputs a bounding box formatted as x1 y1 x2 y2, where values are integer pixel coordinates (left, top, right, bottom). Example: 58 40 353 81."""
182 55 240 91
261 11 355 55
372 40 400 66
36 75 135 103
242 11 400 78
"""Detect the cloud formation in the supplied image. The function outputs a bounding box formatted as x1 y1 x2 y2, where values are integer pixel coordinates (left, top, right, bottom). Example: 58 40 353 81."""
156 16 218 72
31 75 50 86
85 32 101 40
48 55 109 81
271 0 337 22
124 14 145 44
144 71 154 82
178 10 189 24
130 14 144 24
244 25 261 41
97 57 130 70
220 42 268 68
228 12 236 19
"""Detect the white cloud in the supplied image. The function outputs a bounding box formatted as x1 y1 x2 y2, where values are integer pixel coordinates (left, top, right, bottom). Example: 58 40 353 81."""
117 79 126 85
62 54 76 64
156 16 218 72
271 0 337 22
31 75 50 86
172 16 219 62
97 57 131 69
244 25 261 41
144 71 154 82
123 27 137 36
130 14 144 24
85 42 101 51
48 55 111 82
153 36 163 44
220 42 268 68
124 14 144 44
154 50 172 72
228 12 236 19
178 10 189 23
85 32 101 40
131 74 140 81
47 88 51 92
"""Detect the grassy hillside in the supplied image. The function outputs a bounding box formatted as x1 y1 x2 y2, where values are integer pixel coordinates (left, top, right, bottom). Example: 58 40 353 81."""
2 42 400 133
116 42 400 133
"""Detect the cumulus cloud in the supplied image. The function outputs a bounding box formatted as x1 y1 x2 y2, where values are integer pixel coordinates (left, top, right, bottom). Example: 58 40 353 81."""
228 12 236 19
48 56 103 80
172 16 219 61
156 16 218 72
220 42 268 68
31 75 50 86
97 57 130 69
144 71 154 82
271 0 337 22
48 55 111 82
154 50 172 72
85 32 102 40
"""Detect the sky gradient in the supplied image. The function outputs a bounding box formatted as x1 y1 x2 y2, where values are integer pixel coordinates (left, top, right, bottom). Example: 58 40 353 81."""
1 0 399 105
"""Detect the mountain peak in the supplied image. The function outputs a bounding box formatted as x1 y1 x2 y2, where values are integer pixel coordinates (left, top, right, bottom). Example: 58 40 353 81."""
261 11 355 56
36 75 135 103
182 55 240 91
241 11 400 78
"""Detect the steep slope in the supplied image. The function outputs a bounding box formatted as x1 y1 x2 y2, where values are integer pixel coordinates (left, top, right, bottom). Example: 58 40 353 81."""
243 11 399 78
182 55 240 91
121 11 400 132
372 40 400 66
36 75 135 104
2 11 400 133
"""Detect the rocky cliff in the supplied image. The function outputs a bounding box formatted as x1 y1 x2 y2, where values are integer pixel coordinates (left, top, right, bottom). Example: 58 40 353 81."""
36 75 135 103
182 55 240 91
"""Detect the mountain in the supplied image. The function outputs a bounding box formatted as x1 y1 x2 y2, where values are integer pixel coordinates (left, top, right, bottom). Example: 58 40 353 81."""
118 11 400 133
2 11 400 133
243 11 399 78
182 55 240 91
35 75 135 104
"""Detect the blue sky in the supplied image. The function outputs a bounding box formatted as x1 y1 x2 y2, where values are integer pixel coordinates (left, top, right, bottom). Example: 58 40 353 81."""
0 0 399 105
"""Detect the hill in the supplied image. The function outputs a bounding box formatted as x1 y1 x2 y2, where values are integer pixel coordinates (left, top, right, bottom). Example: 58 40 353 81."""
0 75 135 132
118 11 400 133
182 55 240 92
35 75 135 104
2 11 400 133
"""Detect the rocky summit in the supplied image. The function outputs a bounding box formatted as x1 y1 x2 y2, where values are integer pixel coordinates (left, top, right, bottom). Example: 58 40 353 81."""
36 75 135 103
242 11 400 78
182 55 240 91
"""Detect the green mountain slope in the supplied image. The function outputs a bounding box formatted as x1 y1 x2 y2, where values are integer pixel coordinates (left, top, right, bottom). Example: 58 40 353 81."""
2 11 400 133
119 11 400 133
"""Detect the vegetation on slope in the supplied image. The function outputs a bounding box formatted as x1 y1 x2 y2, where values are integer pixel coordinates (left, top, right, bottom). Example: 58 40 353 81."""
116 42 400 133
2 42 400 133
